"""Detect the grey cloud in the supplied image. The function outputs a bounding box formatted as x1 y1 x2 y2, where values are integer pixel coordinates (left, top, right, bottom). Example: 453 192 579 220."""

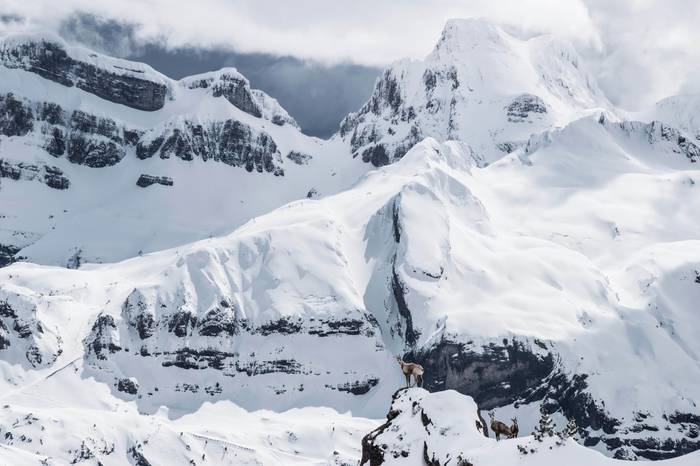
58 13 146 57
5 0 700 116
0 14 24 24
56 14 380 138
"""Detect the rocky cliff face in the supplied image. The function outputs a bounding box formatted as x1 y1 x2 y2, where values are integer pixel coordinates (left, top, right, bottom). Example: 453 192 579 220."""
0 92 128 167
136 118 284 175
0 36 169 111
81 271 392 412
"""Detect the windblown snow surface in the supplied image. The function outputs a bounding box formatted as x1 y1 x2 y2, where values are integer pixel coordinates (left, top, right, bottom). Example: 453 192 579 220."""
1 18 700 466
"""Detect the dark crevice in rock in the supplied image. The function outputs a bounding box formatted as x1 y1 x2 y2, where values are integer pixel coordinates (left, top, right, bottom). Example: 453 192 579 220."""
391 265 418 348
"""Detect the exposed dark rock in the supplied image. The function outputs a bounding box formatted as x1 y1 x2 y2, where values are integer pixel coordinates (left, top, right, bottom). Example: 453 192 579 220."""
85 314 122 360
136 119 284 175
44 165 70 189
362 144 390 167
532 371 620 435
391 266 418 347
167 311 197 337
327 378 379 395
136 174 173 188
0 319 10 350
136 136 164 159
128 445 152 466
256 317 303 336
286 150 312 165
12 318 32 338
1 93 127 167
405 338 553 409
0 38 167 111
161 348 236 371
496 141 522 153
197 306 237 336
308 318 368 337
0 290 62 367
235 358 302 376
506 94 547 122
0 93 33 136
648 121 700 163
117 377 139 395
0 300 17 318
0 159 70 190
0 244 23 268
186 71 261 117
370 70 403 115
66 111 124 167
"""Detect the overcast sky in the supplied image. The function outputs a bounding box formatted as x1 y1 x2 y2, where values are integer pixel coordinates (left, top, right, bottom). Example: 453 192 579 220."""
2 0 699 136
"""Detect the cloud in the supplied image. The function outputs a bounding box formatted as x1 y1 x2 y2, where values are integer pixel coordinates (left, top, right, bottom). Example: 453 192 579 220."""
1 0 699 110
58 13 145 57
0 0 600 63
580 0 700 109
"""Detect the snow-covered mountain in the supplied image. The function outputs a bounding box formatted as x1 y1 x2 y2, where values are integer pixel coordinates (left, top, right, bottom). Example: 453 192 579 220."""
2 18 700 465
339 18 612 167
0 34 366 267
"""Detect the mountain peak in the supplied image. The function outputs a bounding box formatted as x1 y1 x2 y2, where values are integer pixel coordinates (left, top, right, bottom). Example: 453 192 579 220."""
340 17 613 167
432 18 511 56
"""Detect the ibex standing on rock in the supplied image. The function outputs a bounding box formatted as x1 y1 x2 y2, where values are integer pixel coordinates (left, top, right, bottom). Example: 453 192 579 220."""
489 412 518 440
396 357 424 388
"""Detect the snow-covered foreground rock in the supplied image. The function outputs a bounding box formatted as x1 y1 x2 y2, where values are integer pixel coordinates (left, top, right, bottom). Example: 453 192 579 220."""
360 388 700 466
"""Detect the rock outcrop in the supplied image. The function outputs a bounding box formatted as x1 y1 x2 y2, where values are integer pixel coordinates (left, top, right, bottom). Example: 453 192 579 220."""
0 36 169 111
136 174 173 188
136 118 284 175
1 158 70 189
0 284 62 368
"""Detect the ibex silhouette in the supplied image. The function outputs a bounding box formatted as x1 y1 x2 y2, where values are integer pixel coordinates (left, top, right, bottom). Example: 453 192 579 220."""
396 357 424 388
